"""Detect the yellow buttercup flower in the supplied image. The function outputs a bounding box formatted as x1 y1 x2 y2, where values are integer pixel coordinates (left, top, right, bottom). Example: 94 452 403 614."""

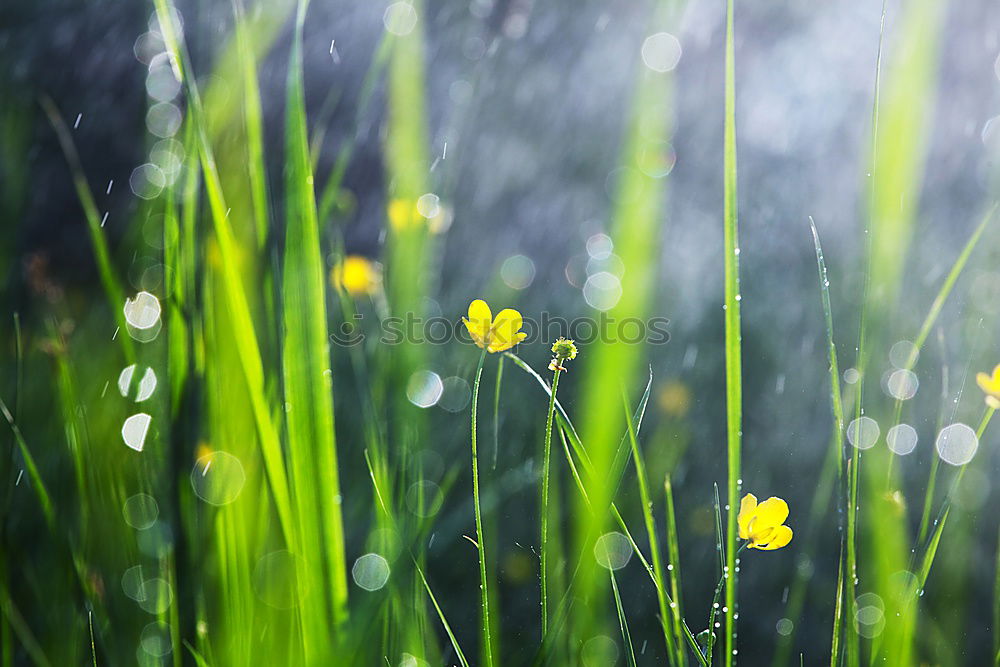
737 493 793 551
463 299 527 353
976 363 1000 409
331 255 381 296
387 198 423 230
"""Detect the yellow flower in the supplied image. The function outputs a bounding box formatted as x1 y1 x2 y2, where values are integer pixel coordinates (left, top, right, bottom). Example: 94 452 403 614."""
331 256 381 296
658 380 692 418
463 299 527 353
737 493 793 551
976 363 1000 410
387 198 423 230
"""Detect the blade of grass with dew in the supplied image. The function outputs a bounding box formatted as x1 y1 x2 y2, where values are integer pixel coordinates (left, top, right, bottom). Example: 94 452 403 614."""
609 565 638 667
540 366 561 637
283 0 350 656
721 0 742 662
623 393 680 663
0 399 54 529
664 476 687 666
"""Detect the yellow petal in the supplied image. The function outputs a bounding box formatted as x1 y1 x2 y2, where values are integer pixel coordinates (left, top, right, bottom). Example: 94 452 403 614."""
978 371 1000 397
737 493 757 540
748 524 776 546
752 497 789 532
464 299 492 349
487 308 525 353
755 525 793 551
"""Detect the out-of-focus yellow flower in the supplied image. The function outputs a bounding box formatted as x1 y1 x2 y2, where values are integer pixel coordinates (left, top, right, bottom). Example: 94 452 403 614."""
388 198 423 230
195 442 213 468
463 299 526 353
976 363 1000 409
737 493 793 551
658 380 691 418
331 256 381 296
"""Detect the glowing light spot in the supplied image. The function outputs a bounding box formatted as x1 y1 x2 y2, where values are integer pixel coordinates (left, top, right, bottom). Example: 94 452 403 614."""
638 141 677 178
594 532 633 570
500 254 536 290
137 577 172 614
586 233 613 260
855 592 885 638
146 102 182 138
583 271 622 311
133 32 165 65
886 369 918 400
641 32 682 72
416 192 440 218
935 423 978 466
846 416 879 450
775 618 794 636
885 424 918 456
191 451 246 505
122 413 152 452
383 2 417 36
140 622 172 657
437 376 471 413
124 291 161 330
129 163 166 200
352 553 391 591
253 551 299 609
406 371 443 408
118 364 157 402
843 367 860 384
123 493 159 530
405 480 443 518
582 635 618 667
146 57 181 102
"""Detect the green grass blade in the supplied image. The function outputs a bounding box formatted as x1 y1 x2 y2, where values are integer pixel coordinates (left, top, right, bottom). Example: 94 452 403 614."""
721 0 742 662
282 0 350 652
623 393 678 663
0 399 54 529
664 477 687 666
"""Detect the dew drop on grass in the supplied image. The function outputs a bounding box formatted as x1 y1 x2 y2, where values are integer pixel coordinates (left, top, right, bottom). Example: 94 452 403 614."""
935 423 978 466
191 451 246 505
846 416 879 450
593 532 632 570
253 550 299 609
122 413 152 452
352 553 391 591
123 493 159 530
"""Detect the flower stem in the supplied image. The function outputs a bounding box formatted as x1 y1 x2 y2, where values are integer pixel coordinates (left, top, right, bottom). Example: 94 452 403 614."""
540 367 561 638
470 347 494 667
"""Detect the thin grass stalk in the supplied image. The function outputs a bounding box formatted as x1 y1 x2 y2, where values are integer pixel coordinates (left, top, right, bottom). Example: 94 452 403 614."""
470 348 495 667
540 367 561 637
721 0 742 662
609 565 637 667
623 394 678 663
664 477 687 666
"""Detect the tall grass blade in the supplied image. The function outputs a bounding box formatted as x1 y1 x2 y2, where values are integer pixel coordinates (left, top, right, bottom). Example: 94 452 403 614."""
282 0 350 654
